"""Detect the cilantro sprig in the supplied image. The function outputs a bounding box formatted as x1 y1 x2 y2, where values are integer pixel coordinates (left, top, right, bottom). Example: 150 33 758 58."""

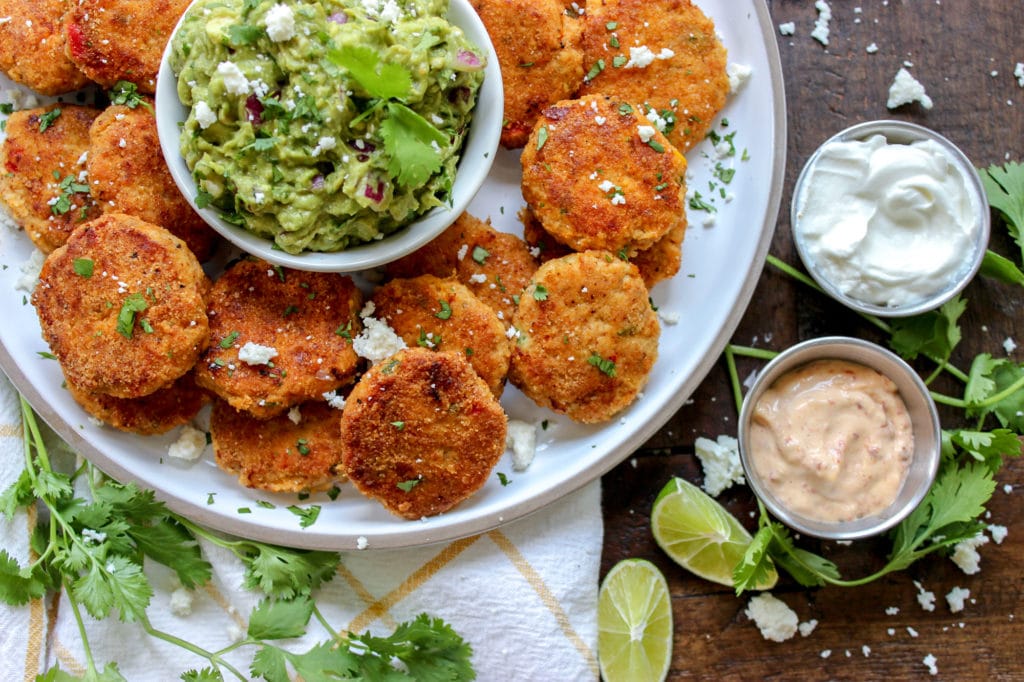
1 399 475 681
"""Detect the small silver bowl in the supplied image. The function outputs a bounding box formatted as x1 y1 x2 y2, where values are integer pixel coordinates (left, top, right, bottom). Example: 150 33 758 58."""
737 336 941 540
791 120 990 317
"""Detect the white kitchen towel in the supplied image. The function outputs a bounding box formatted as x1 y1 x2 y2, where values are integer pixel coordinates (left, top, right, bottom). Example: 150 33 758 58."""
0 371 602 681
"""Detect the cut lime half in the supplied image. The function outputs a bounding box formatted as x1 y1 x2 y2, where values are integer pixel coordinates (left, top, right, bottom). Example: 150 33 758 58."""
597 558 673 682
651 477 777 589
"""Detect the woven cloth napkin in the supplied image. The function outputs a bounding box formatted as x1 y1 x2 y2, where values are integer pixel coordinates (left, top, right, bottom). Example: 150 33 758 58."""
0 371 602 681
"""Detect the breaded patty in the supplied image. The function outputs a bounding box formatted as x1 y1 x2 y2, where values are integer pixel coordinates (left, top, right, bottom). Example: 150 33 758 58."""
340 347 507 519
577 0 729 153
520 95 687 254
371 274 510 397
0 0 91 95
471 0 584 149
0 105 102 253
194 258 363 419
212 399 346 494
64 0 190 93
65 371 210 435
385 212 538 323
88 103 218 261
523 205 684 289
32 213 210 398
509 251 659 423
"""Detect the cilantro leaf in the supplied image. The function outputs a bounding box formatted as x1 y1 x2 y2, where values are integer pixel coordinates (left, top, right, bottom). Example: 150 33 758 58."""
240 545 339 599
0 549 47 604
116 292 149 339
129 519 211 589
108 81 152 113
980 161 1024 262
381 101 446 187
964 354 1024 430
248 597 313 640
732 526 776 594
328 45 412 100
980 249 1024 286
72 554 153 622
945 428 1022 473
0 468 37 517
252 641 360 682
889 295 965 364
181 668 224 682
349 613 476 681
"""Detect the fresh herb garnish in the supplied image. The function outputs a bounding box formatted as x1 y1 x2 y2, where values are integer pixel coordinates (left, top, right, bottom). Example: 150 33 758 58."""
435 299 453 320
38 108 61 132
73 258 94 278
532 283 549 301
220 330 241 348
588 353 617 377
109 81 153 113
397 478 421 492
116 292 149 339
472 245 490 264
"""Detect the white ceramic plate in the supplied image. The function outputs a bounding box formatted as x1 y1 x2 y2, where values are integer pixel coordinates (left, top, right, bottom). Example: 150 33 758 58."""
0 0 785 550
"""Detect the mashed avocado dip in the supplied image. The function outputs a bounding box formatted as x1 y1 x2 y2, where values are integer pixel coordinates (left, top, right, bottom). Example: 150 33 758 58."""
170 0 485 254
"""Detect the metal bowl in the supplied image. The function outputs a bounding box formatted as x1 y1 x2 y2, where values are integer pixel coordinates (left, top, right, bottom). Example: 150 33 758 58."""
737 336 941 540
791 120 990 317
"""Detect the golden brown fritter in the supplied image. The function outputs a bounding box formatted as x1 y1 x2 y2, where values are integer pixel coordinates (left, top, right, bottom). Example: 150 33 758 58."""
519 205 572 264
88 102 218 261
0 105 102 253
371 274 510 397
0 0 91 95
509 251 659 423
32 213 211 398
194 258 363 419
65 371 210 435
212 398 346 494
340 347 507 519
577 0 729 153
471 0 584 149
520 94 687 254
64 0 190 93
385 212 538 323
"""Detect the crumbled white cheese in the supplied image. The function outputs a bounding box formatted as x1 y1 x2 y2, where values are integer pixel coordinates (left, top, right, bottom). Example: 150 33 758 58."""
322 390 346 410
1015 62 1024 87
744 593 798 642
951 533 989 574
168 425 207 462
988 524 1008 544
946 586 970 613
1003 337 1017 354
312 135 337 156
658 310 680 326
505 420 537 471
637 125 656 143
914 580 936 612
887 67 933 110
238 342 279 365
624 45 673 69
778 21 795 36
468 273 487 284
15 248 46 293
866 42 879 54
356 535 369 550
194 101 217 129
694 434 745 496
727 63 752 94
598 179 615 193
885 606 899 616
264 3 296 42
862 645 871 657
216 61 250 96
169 587 194 617
798 619 818 637
287 405 302 425
352 317 407 364
811 0 832 46
923 653 938 676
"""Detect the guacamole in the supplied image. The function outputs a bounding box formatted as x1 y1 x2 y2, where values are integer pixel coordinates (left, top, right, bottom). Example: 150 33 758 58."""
170 0 485 254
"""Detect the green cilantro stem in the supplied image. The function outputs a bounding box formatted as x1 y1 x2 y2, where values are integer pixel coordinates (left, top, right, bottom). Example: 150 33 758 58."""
65 580 101 675
141 615 248 680
930 372 1024 410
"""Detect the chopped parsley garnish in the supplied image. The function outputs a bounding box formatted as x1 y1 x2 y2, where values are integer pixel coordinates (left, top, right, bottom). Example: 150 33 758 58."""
72 258 94 278
588 352 617 377
688 191 716 213
108 81 152 112
609 35 620 49
283 304 299 317
195 189 213 208
206 493 216 505
38 108 61 132
605 21 618 30
296 439 310 456
497 472 511 487
612 55 627 68
585 59 606 81
646 139 665 153
256 500 276 509
220 330 240 348
397 478 421 492
51 175 91 216
37 351 57 360
417 329 441 348
287 504 321 528
335 321 353 339
618 103 634 116
380 359 400 375
472 245 490 264
116 292 149 339
532 284 549 301
536 125 549 151
435 299 452 320
226 23 264 46
0 103 13 115
326 485 342 501
390 421 405 430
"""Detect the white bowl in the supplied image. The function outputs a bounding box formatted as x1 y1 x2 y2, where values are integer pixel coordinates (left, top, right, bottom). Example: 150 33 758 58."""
155 0 502 273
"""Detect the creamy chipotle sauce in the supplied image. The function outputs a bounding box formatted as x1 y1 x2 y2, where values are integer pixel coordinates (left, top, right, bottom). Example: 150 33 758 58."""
748 359 913 523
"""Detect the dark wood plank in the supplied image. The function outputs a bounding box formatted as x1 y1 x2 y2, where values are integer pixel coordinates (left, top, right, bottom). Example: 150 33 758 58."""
601 0 1024 678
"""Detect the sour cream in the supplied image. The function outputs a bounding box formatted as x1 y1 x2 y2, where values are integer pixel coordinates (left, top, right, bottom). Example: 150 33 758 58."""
794 133 980 308
747 359 914 524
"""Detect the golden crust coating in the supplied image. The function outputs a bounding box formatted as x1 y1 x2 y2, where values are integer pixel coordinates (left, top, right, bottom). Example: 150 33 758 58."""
520 94 687 254
0 105 102 253
0 0 91 95
523 205 684 289
65 371 210 435
64 0 190 93
385 212 538 323
194 259 364 419
577 0 729 153
88 103 219 261
371 274 511 397
509 251 658 423
340 347 507 519
32 213 211 398
471 0 584 149
212 398 346 494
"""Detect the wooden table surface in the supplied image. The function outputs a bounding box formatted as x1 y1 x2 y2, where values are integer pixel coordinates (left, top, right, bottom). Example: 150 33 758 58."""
600 1 1024 678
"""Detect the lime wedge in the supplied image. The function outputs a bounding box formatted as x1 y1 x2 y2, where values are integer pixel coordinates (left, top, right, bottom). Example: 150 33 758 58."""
651 477 777 589
597 558 673 682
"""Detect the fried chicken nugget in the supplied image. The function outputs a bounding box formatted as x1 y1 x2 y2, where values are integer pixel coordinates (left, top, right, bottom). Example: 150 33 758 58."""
471 0 584 149
65 371 210 435
0 0 91 95
577 0 729 153
32 213 210 398
64 0 190 93
212 399 346 494
195 258 363 419
509 251 659 423
371 274 510 397
385 212 538 323
0 105 102 253
88 103 218 261
520 94 687 254
340 347 507 519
